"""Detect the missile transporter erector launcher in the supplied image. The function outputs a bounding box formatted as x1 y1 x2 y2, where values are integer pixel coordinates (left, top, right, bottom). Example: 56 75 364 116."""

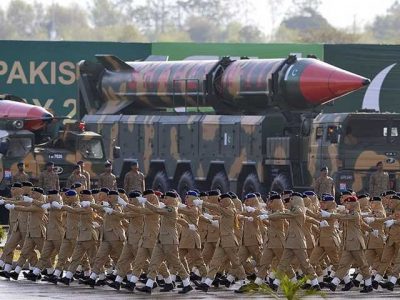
79 54 399 197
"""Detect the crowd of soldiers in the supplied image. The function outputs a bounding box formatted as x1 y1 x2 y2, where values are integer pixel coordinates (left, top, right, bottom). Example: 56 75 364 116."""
0 160 399 295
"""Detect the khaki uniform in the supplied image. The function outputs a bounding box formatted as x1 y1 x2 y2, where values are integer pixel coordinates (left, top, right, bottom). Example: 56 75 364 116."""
369 171 389 197
35 206 65 270
98 172 117 189
66 173 88 189
38 171 60 193
314 176 335 198
204 202 246 281
332 212 370 280
82 170 91 189
91 204 125 275
145 202 189 281
178 205 207 276
270 207 317 279
115 207 144 277
15 204 46 268
257 212 286 279
365 212 385 271
67 206 99 273
54 203 80 271
202 207 220 265
123 171 145 192
12 171 29 184
376 220 400 276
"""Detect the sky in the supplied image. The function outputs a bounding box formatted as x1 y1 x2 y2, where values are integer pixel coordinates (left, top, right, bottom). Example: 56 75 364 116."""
0 0 396 35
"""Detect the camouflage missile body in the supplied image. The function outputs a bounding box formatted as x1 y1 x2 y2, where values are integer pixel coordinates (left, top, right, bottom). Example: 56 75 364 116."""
79 54 390 197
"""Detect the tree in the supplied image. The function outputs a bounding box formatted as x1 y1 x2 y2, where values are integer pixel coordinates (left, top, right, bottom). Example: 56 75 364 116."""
368 1 400 43
186 16 219 42
89 0 123 27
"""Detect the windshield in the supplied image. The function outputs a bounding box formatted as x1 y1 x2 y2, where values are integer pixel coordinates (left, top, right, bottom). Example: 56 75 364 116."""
79 138 104 159
6 137 32 157
343 118 399 145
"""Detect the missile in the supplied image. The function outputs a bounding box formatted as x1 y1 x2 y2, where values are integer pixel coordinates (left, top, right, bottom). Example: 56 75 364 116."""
81 55 370 114
0 100 54 131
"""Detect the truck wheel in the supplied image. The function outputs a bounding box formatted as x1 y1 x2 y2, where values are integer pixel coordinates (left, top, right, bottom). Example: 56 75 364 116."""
270 174 289 193
242 173 261 197
177 171 195 199
210 172 229 193
152 171 169 193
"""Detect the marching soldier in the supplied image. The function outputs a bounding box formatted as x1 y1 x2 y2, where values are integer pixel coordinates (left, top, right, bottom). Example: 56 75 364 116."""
369 161 389 197
38 162 60 193
314 167 335 198
77 160 91 189
12 162 29 183
98 161 117 190
66 165 88 189
135 191 193 294
123 161 145 192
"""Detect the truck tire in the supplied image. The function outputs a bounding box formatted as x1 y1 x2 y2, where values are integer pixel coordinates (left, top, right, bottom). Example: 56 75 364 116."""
177 171 195 199
270 174 289 193
242 173 261 197
210 172 229 193
152 171 169 193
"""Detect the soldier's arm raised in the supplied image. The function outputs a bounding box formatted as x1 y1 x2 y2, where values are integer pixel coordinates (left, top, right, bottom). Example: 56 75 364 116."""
178 206 198 217
144 201 172 215
14 205 43 212
125 203 153 214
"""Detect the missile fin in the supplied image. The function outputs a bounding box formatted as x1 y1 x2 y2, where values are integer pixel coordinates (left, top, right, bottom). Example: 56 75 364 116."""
95 55 133 72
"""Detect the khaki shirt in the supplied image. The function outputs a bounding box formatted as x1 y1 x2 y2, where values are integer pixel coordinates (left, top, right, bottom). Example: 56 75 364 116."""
369 171 389 197
124 171 145 192
38 170 60 192
12 171 29 183
66 173 88 189
314 176 335 198
15 204 46 238
145 202 179 245
82 170 91 189
98 172 117 189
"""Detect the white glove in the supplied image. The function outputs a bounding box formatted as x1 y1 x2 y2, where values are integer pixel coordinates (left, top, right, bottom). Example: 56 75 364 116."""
5 204 15 210
178 203 187 208
319 220 329 228
258 214 269 220
159 202 166 208
137 197 147 204
245 206 256 213
41 203 51 210
188 224 196 231
0 199 5 205
203 213 213 220
101 201 110 207
51 201 63 209
103 207 113 214
372 229 379 237
117 197 127 207
363 217 375 224
260 203 267 208
245 216 254 222
92 221 100 228
23 196 33 203
337 205 346 212
384 219 395 228
80 201 91 208
320 210 331 218
193 199 203 207
211 220 219 227
360 212 369 216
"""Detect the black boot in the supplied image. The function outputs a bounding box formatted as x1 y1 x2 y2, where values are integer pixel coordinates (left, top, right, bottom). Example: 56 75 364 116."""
247 273 257 281
270 283 279 292
380 281 395 291
372 280 379 289
95 279 107 286
59 277 71 286
9 272 19 281
156 278 165 286
23 270 32 278
360 285 373 293
219 277 232 288
46 275 58 285
327 282 337 291
190 272 201 281
26 272 40 282
123 281 136 291
195 283 209 292
159 283 174 292
301 283 311 290
106 274 116 281
79 277 95 288
0 271 10 278
136 285 152 294
179 285 193 294
353 279 361 287
341 281 354 291
310 284 321 291
108 281 121 290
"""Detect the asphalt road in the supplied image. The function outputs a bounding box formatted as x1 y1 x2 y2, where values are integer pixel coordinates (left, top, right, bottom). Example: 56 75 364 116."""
0 278 400 300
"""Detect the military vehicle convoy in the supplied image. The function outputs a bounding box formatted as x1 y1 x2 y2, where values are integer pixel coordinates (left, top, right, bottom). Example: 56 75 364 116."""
0 95 106 192
78 54 399 197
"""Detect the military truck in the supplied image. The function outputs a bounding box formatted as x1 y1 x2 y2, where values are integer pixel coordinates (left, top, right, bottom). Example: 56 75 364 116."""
0 95 107 192
78 54 397 197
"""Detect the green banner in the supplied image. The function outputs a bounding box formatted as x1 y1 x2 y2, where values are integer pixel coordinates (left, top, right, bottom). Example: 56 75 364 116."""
0 40 151 119
323 44 400 113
